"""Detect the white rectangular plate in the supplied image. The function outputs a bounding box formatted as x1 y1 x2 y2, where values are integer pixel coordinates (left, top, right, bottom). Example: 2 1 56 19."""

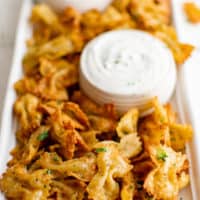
0 0 199 199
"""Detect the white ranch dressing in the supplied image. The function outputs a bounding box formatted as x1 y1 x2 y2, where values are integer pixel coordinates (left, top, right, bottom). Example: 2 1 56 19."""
80 30 176 114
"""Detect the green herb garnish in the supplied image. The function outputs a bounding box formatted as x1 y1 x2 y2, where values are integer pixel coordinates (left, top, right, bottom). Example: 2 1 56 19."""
53 156 59 162
95 147 107 153
37 131 49 141
123 130 129 135
157 149 168 161
131 14 140 21
129 184 134 190
46 169 52 175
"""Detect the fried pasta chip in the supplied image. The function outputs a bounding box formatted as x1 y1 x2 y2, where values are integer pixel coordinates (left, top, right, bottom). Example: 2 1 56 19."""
81 130 99 149
117 108 142 158
60 7 81 29
50 179 86 200
129 0 171 29
89 115 117 134
81 5 133 41
72 91 118 136
31 4 63 33
44 104 89 159
71 91 118 119
119 133 142 158
14 94 42 138
32 152 97 182
152 97 168 124
140 118 171 148
39 59 78 87
152 25 194 64
101 6 130 29
64 102 90 128
164 103 177 124
16 59 78 101
15 76 69 101
120 172 135 200
144 145 189 200
0 165 52 200
39 101 90 132
87 142 132 200
20 126 50 164
139 98 171 148
23 36 77 71
117 108 139 137
184 2 200 23
112 0 131 12
170 123 193 151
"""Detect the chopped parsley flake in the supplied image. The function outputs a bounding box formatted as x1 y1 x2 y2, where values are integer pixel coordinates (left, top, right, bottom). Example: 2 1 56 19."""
46 169 52 175
95 147 107 153
53 156 59 162
131 14 140 21
157 149 168 161
129 184 134 190
37 131 49 141
123 130 129 135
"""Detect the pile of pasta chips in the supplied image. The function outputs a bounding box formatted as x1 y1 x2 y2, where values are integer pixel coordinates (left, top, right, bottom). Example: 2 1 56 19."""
0 0 193 199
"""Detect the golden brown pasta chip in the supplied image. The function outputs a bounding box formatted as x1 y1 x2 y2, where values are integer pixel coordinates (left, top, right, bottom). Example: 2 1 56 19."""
184 2 200 23
14 94 42 136
119 133 142 158
87 142 132 200
117 108 139 138
121 172 135 200
170 123 193 151
144 145 189 200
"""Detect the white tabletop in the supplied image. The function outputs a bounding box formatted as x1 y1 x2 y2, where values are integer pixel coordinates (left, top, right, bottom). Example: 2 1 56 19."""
0 0 22 122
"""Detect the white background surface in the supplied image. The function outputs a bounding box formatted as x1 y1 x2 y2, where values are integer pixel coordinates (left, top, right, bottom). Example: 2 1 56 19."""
0 0 22 123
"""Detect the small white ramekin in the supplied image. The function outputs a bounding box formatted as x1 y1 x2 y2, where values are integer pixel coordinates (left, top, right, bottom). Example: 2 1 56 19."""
80 30 177 115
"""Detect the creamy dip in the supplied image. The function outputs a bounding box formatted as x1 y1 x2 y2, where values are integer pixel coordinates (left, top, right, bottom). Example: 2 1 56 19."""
80 30 176 114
